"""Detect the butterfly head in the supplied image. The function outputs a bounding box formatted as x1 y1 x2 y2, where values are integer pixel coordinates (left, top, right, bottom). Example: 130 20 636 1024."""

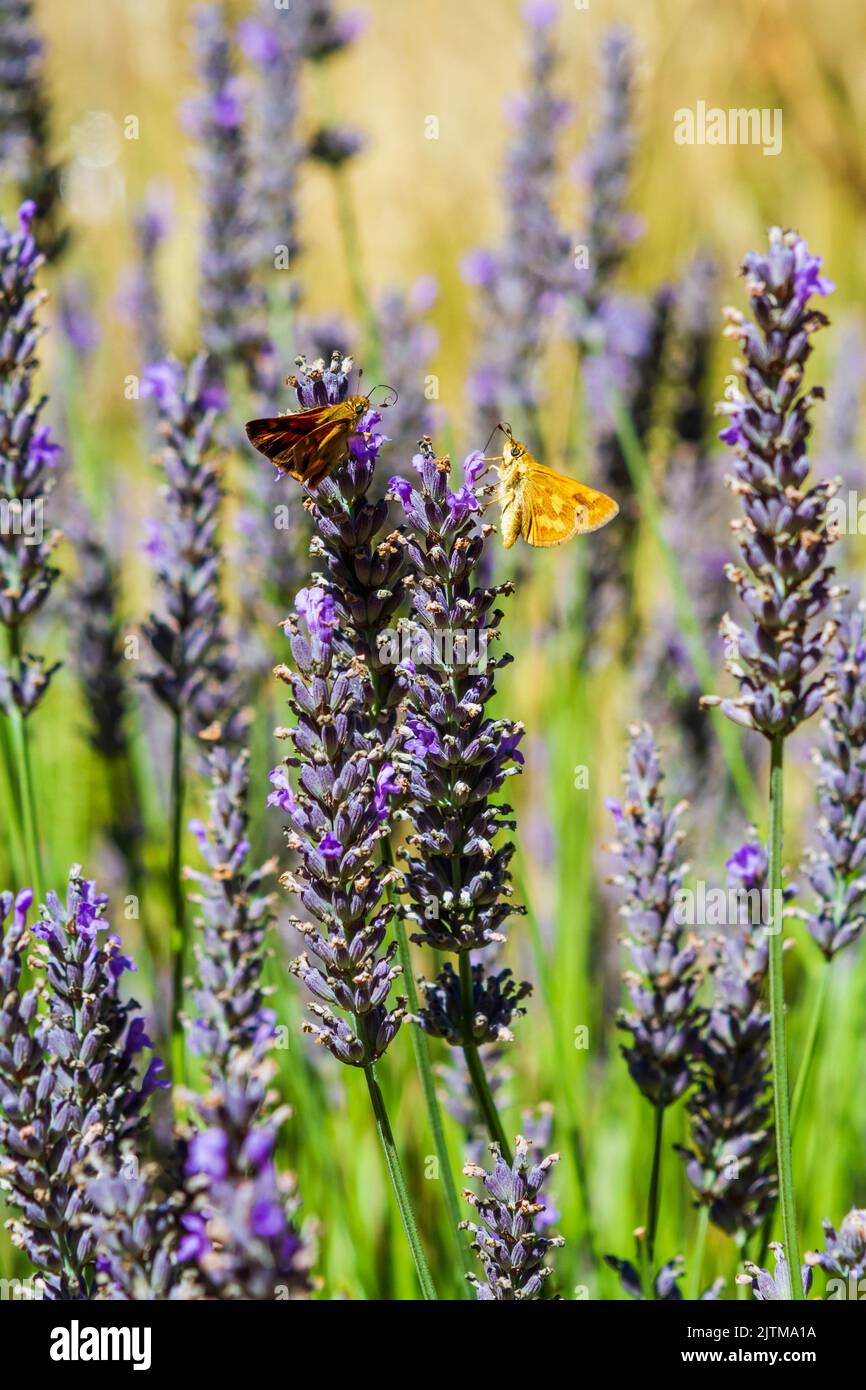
497 422 527 463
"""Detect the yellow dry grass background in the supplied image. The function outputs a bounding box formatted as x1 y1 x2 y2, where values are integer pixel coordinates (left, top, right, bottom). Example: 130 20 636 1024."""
39 0 866 418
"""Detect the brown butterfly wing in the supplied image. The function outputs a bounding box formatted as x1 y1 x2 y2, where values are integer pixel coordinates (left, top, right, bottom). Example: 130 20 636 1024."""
245 401 357 484
523 459 619 547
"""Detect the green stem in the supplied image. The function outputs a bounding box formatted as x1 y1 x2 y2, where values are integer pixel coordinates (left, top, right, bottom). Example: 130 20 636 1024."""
688 1205 710 1301
169 711 186 1087
767 733 802 1298
6 629 44 898
646 1103 665 1278
790 962 831 1132
758 958 832 1261
362 1061 438 1300
459 951 513 1164
393 914 473 1287
0 711 27 882
313 64 382 374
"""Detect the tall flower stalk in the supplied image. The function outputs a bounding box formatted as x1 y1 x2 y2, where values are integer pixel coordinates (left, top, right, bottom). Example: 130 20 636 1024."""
388 441 530 1164
183 745 312 1299
68 518 145 890
463 0 570 444
141 353 241 1080
270 584 435 1298
189 3 276 397
677 839 776 1271
789 603 866 1124
703 229 838 1297
266 368 438 1295
0 201 62 897
606 724 701 1284
268 353 470 1283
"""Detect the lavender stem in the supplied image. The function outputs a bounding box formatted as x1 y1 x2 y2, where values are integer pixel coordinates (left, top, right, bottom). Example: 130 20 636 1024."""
790 963 832 1130
768 734 802 1298
169 709 186 1086
392 909 472 1284
362 1061 438 1300
646 1103 664 1278
688 1206 710 1302
6 629 43 898
459 952 513 1164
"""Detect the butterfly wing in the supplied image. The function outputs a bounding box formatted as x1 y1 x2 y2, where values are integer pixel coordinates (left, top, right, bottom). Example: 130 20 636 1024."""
245 401 357 485
522 458 619 547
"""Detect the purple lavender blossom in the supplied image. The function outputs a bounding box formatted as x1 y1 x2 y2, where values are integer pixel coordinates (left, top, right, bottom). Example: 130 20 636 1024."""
189 4 276 397
807 1208 866 1290
285 351 406 734
306 124 366 167
703 229 838 738
418 963 531 1047
298 0 366 61
271 586 406 1066
238 3 303 304
0 871 165 1298
0 201 62 717
387 440 531 1120
799 603 866 959
140 353 244 744
0 0 66 258
676 839 776 1237
57 274 100 358
461 1136 564 1300
390 441 528 960
464 3 571 432
607 723 701 1107
605 1253 687 1301
182 745 312 1298
571 28 640 333
120 183 173 369
264 400 419 1073
739 1242 812 1300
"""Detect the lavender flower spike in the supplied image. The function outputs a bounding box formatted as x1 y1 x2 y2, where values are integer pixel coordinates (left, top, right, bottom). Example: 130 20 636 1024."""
607 723 701 1108
676 839 776 1237
806 1208 866 1294
738 1242 812 1300
798 603 866 959
0 871 166 1298
238 2 302 309
702 229 839 737
390 441 532 1071
183 745 311 1299
464 2 570 429
271 587 406 1066
572 27 640 334
0 200 62 716
461 1136 564 1300
0 0 66 258
189 4 275 397
141 353 243 745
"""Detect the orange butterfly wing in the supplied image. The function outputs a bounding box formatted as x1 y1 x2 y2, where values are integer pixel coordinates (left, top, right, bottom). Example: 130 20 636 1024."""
245 399 361 486
522 458 619 547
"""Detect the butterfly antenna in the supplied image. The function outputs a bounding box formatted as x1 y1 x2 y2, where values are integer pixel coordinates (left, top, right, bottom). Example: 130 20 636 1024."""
368 384 399 408
480 424 501 455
